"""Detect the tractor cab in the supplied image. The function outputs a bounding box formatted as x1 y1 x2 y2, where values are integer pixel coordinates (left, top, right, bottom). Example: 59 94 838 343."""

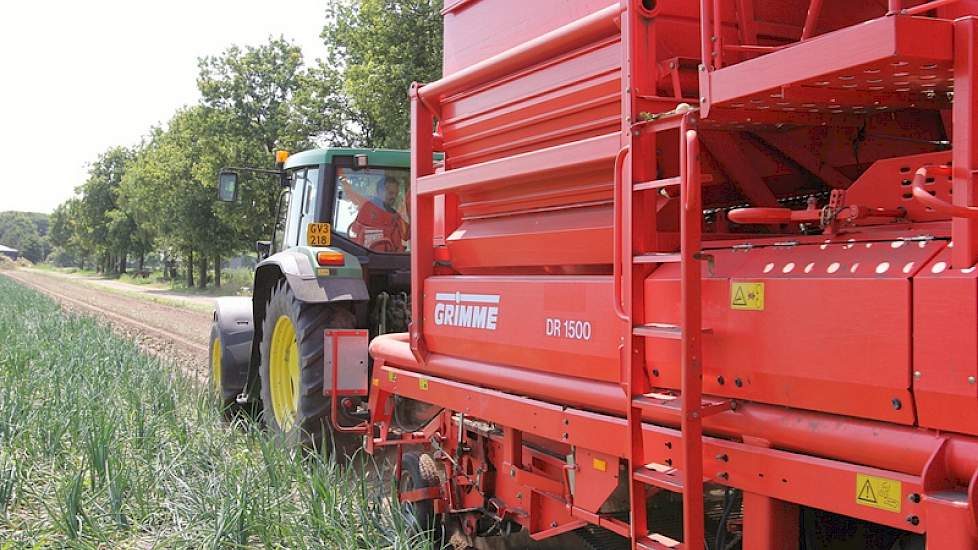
278 148 410 259
219 147 412 297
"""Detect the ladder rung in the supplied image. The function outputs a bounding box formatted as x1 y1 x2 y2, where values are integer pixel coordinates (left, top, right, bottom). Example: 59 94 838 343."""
636 534 684 549
633 323 681 339
701 400 734 418
632 323 713 339
634 176 679 192
633 253 681 264
633 466 684 492
632 395 733 419
633 174 712 192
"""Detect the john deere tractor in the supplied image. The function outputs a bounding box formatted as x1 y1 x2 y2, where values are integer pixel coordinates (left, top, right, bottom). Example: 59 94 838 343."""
210 148 412 448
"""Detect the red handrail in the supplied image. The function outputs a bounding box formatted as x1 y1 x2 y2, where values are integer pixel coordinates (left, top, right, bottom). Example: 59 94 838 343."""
903 0 963 15
801 0 824 39
680 126 707 549
612 145 630 323
728 207 820 225
912 165 978 219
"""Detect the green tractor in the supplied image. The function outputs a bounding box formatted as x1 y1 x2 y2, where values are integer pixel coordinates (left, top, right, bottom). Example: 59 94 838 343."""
210 148 412 448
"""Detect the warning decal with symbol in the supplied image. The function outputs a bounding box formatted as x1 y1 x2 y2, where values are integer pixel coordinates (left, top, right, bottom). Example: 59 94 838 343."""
855 473 902 513
730 282 765 311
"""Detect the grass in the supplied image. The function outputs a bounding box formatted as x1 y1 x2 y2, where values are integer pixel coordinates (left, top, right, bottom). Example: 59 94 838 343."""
0 276 427 549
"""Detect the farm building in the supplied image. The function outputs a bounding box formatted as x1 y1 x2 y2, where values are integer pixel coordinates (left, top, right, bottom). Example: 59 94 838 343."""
0 245 19 261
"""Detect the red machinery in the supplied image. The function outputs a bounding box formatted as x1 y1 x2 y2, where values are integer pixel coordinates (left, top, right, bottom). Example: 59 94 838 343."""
362 1 978 548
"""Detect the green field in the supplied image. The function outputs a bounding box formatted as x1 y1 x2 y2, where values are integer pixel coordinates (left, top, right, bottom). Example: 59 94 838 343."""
0 276 425 549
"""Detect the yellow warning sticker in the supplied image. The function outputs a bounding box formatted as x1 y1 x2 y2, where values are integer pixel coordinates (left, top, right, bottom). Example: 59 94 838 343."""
856 474 902 513
592 458 607 472
387 371 397 382
731 282 765 311
419 378 429 391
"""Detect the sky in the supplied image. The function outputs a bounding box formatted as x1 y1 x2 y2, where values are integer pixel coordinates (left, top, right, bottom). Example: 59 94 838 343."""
0 0 330 214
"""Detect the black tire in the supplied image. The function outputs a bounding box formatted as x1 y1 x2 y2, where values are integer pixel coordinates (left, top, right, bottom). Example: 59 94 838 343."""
400 452 441 536
258 280 355 448
208 322 243 412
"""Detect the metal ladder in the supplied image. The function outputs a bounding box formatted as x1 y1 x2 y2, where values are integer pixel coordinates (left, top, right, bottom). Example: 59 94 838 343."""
617 115 729 550
614 2 732 547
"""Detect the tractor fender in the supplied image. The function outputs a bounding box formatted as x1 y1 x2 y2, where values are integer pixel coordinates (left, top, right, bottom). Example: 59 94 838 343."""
256 249 368 305
213 296 254 392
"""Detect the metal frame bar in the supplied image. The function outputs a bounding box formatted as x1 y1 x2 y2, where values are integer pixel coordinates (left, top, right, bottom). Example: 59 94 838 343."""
372 363 935 535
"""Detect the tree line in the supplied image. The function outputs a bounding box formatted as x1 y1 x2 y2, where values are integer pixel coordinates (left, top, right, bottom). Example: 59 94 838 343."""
0 212 50 263
48 0 442 288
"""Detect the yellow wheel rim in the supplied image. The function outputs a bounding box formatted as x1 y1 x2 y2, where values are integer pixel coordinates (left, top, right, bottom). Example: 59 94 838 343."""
269 315 300 431
210 337 222 396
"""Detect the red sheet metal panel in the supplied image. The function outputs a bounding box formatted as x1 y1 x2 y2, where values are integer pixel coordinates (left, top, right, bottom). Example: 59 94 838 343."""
422 275 620 382
645 237 946 424
441 0 614 77
914 247 978 436
446 204 614 271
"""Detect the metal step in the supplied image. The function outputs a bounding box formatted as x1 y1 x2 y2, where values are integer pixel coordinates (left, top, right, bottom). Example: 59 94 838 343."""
632 323 712 339
633 253 682 264
634 173 712 192
633 466 684 492
634 176 680 192
636 534 684 549
632 394 733 419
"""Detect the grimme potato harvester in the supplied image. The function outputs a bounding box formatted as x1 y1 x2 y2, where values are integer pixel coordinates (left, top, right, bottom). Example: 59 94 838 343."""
358 1 978 548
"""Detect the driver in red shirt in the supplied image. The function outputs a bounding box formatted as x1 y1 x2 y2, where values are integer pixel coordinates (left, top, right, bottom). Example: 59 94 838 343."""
339 173 409 252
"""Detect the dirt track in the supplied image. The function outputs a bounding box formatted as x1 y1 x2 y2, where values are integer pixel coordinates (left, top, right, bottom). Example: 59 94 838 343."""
1 269 211 382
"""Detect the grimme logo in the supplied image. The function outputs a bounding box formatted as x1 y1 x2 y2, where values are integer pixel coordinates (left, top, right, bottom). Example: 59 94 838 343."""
433 292 499 330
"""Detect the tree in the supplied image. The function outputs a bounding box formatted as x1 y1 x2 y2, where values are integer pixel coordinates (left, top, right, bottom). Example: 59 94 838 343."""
197 37 331 286
0 212 48 263
198 37 313 153
74 147 135 273
321 0 443 148
121 106 279 288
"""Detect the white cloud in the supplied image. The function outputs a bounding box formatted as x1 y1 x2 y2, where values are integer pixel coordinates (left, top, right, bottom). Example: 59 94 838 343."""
0 0 329 213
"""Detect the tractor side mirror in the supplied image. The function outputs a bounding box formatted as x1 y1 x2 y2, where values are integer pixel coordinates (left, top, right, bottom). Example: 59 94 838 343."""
217 171 239 202
256 240 272 260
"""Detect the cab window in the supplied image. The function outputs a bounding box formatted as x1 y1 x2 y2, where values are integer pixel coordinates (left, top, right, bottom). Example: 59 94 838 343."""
283 169 305 247
333 167 410 253
297 167 319 246
272 188 290 253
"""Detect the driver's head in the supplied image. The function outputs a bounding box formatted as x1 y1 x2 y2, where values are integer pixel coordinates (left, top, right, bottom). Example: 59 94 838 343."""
379 179 400 205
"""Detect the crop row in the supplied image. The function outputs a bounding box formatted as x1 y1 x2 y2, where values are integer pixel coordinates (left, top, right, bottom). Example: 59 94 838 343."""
0 276 426 549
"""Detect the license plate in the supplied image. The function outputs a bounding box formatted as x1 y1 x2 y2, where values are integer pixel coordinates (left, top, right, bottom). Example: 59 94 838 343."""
307 223 331 247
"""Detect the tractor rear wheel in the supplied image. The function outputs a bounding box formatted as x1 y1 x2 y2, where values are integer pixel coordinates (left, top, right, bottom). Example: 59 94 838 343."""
258 280 355 449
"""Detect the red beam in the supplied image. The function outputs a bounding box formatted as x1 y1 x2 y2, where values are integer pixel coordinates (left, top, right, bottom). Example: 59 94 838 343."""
700 132 779 207
373 363 934 533
416 132 619 196
751 131 852 189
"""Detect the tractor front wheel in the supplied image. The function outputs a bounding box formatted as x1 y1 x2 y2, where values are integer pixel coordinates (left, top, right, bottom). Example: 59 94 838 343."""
209 323 244 414
258 280 355 449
